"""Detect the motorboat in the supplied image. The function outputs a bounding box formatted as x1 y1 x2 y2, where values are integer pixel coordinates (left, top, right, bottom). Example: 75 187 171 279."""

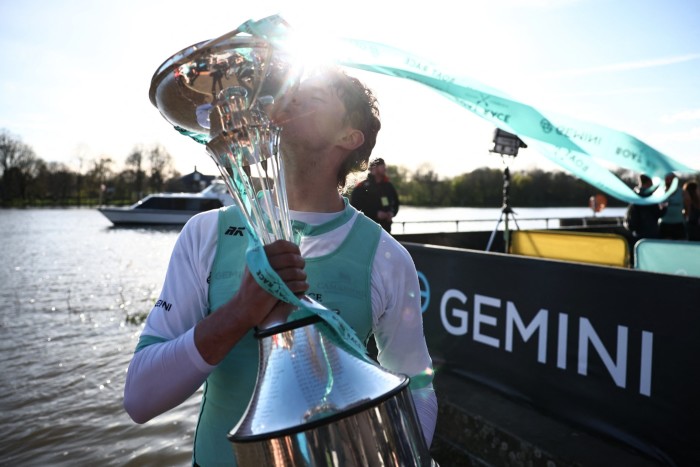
98 180 234 225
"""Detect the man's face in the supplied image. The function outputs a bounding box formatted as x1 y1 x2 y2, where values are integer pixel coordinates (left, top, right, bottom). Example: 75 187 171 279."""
371 163 386 178
272 75 348 154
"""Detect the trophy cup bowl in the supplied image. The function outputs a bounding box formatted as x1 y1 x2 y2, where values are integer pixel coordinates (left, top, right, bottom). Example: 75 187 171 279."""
149 16 432 466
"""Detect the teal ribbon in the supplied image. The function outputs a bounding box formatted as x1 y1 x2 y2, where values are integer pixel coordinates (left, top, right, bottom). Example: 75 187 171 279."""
331 38 697 204
191 15 698 204
201 14 700 367
237 14 291 41
244 239 371 363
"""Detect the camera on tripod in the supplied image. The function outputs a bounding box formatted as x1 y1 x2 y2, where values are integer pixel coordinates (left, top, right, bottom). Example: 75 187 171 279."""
486 128 527 253
490 128 527 157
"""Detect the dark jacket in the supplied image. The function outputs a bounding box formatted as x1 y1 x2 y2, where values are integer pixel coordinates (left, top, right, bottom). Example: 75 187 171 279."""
625 188 666 239
687 204 700 241
350 175 400 232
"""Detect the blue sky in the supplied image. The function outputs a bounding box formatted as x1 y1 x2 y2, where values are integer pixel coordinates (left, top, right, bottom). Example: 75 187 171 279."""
0 0 698 180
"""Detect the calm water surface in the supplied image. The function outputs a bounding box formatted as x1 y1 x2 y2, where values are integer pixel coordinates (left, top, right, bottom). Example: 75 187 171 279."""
0 206 624 466
0 208 195 466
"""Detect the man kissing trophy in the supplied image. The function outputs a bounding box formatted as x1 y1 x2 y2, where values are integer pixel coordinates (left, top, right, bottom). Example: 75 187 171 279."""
148 15 435 467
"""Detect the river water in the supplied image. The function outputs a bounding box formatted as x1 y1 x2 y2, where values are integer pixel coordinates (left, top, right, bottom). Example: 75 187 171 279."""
0 206 624 466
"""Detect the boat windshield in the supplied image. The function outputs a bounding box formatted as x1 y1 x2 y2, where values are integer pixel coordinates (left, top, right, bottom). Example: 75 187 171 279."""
137 197 223 211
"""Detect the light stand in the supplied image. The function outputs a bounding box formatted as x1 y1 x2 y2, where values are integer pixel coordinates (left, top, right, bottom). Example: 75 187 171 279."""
486 129 527 252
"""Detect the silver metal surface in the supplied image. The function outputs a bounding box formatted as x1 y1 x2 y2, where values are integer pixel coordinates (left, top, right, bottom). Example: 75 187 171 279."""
149 19 298 244
229 319 433 466
235 321 406 435
232 386 431 466
149 32 294 142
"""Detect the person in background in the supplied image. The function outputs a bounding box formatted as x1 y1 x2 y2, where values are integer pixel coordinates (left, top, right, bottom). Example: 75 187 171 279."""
683 180 700 241
625 174 666 240
123 68 437 466
658 173 686 240
350 157 400 233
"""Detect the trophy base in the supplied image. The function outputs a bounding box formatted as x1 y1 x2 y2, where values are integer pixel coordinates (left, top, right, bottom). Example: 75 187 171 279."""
230 382 432 467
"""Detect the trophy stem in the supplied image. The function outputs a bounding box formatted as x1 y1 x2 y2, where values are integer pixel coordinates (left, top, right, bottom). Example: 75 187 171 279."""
207 124 293 245
210 152 273 244
268 153 293 241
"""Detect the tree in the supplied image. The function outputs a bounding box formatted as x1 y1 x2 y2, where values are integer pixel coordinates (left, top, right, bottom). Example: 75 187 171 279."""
38 161 75 204
408 164 450 206
73 144 95 207
85 156 114 202
1 129 21 177
385 164 408 192
0 130 42 203
125 146 146 200
452 167 503 207
148 144 173 192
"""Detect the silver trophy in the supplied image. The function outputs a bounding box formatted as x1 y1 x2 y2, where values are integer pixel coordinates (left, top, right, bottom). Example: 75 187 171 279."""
149 15 432 466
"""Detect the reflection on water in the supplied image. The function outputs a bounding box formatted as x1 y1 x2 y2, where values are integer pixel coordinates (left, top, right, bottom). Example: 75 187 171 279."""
0 208 198 466
106 224 185 234
0 206 623 465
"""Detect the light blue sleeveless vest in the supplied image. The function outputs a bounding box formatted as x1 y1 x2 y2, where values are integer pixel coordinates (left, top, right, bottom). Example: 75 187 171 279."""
194 200 381 466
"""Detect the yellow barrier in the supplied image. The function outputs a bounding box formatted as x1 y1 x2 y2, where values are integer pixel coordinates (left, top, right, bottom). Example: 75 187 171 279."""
511 230 629 267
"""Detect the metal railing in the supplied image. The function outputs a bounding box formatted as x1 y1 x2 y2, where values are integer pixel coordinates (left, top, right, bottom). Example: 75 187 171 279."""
393 216 625 234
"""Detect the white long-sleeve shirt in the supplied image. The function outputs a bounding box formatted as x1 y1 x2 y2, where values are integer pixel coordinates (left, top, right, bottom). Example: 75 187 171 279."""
124 207 437 446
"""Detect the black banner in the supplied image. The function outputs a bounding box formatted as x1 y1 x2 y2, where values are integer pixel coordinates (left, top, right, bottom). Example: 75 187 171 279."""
405 242 700 466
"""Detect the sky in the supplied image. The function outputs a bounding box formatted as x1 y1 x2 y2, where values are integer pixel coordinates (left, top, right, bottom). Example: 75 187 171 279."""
0 0 698 181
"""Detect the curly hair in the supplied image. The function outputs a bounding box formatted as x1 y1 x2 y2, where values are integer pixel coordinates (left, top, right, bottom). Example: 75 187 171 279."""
325 69 381 190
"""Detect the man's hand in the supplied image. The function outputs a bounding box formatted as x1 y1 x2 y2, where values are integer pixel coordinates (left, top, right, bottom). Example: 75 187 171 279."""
377 211 394 221
264 240 310 296
195 240 308 365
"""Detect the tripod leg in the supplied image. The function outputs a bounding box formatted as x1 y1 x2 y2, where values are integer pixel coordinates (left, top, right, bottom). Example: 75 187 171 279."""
503 211 520 253
486 210 505 251
511 213 521 231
